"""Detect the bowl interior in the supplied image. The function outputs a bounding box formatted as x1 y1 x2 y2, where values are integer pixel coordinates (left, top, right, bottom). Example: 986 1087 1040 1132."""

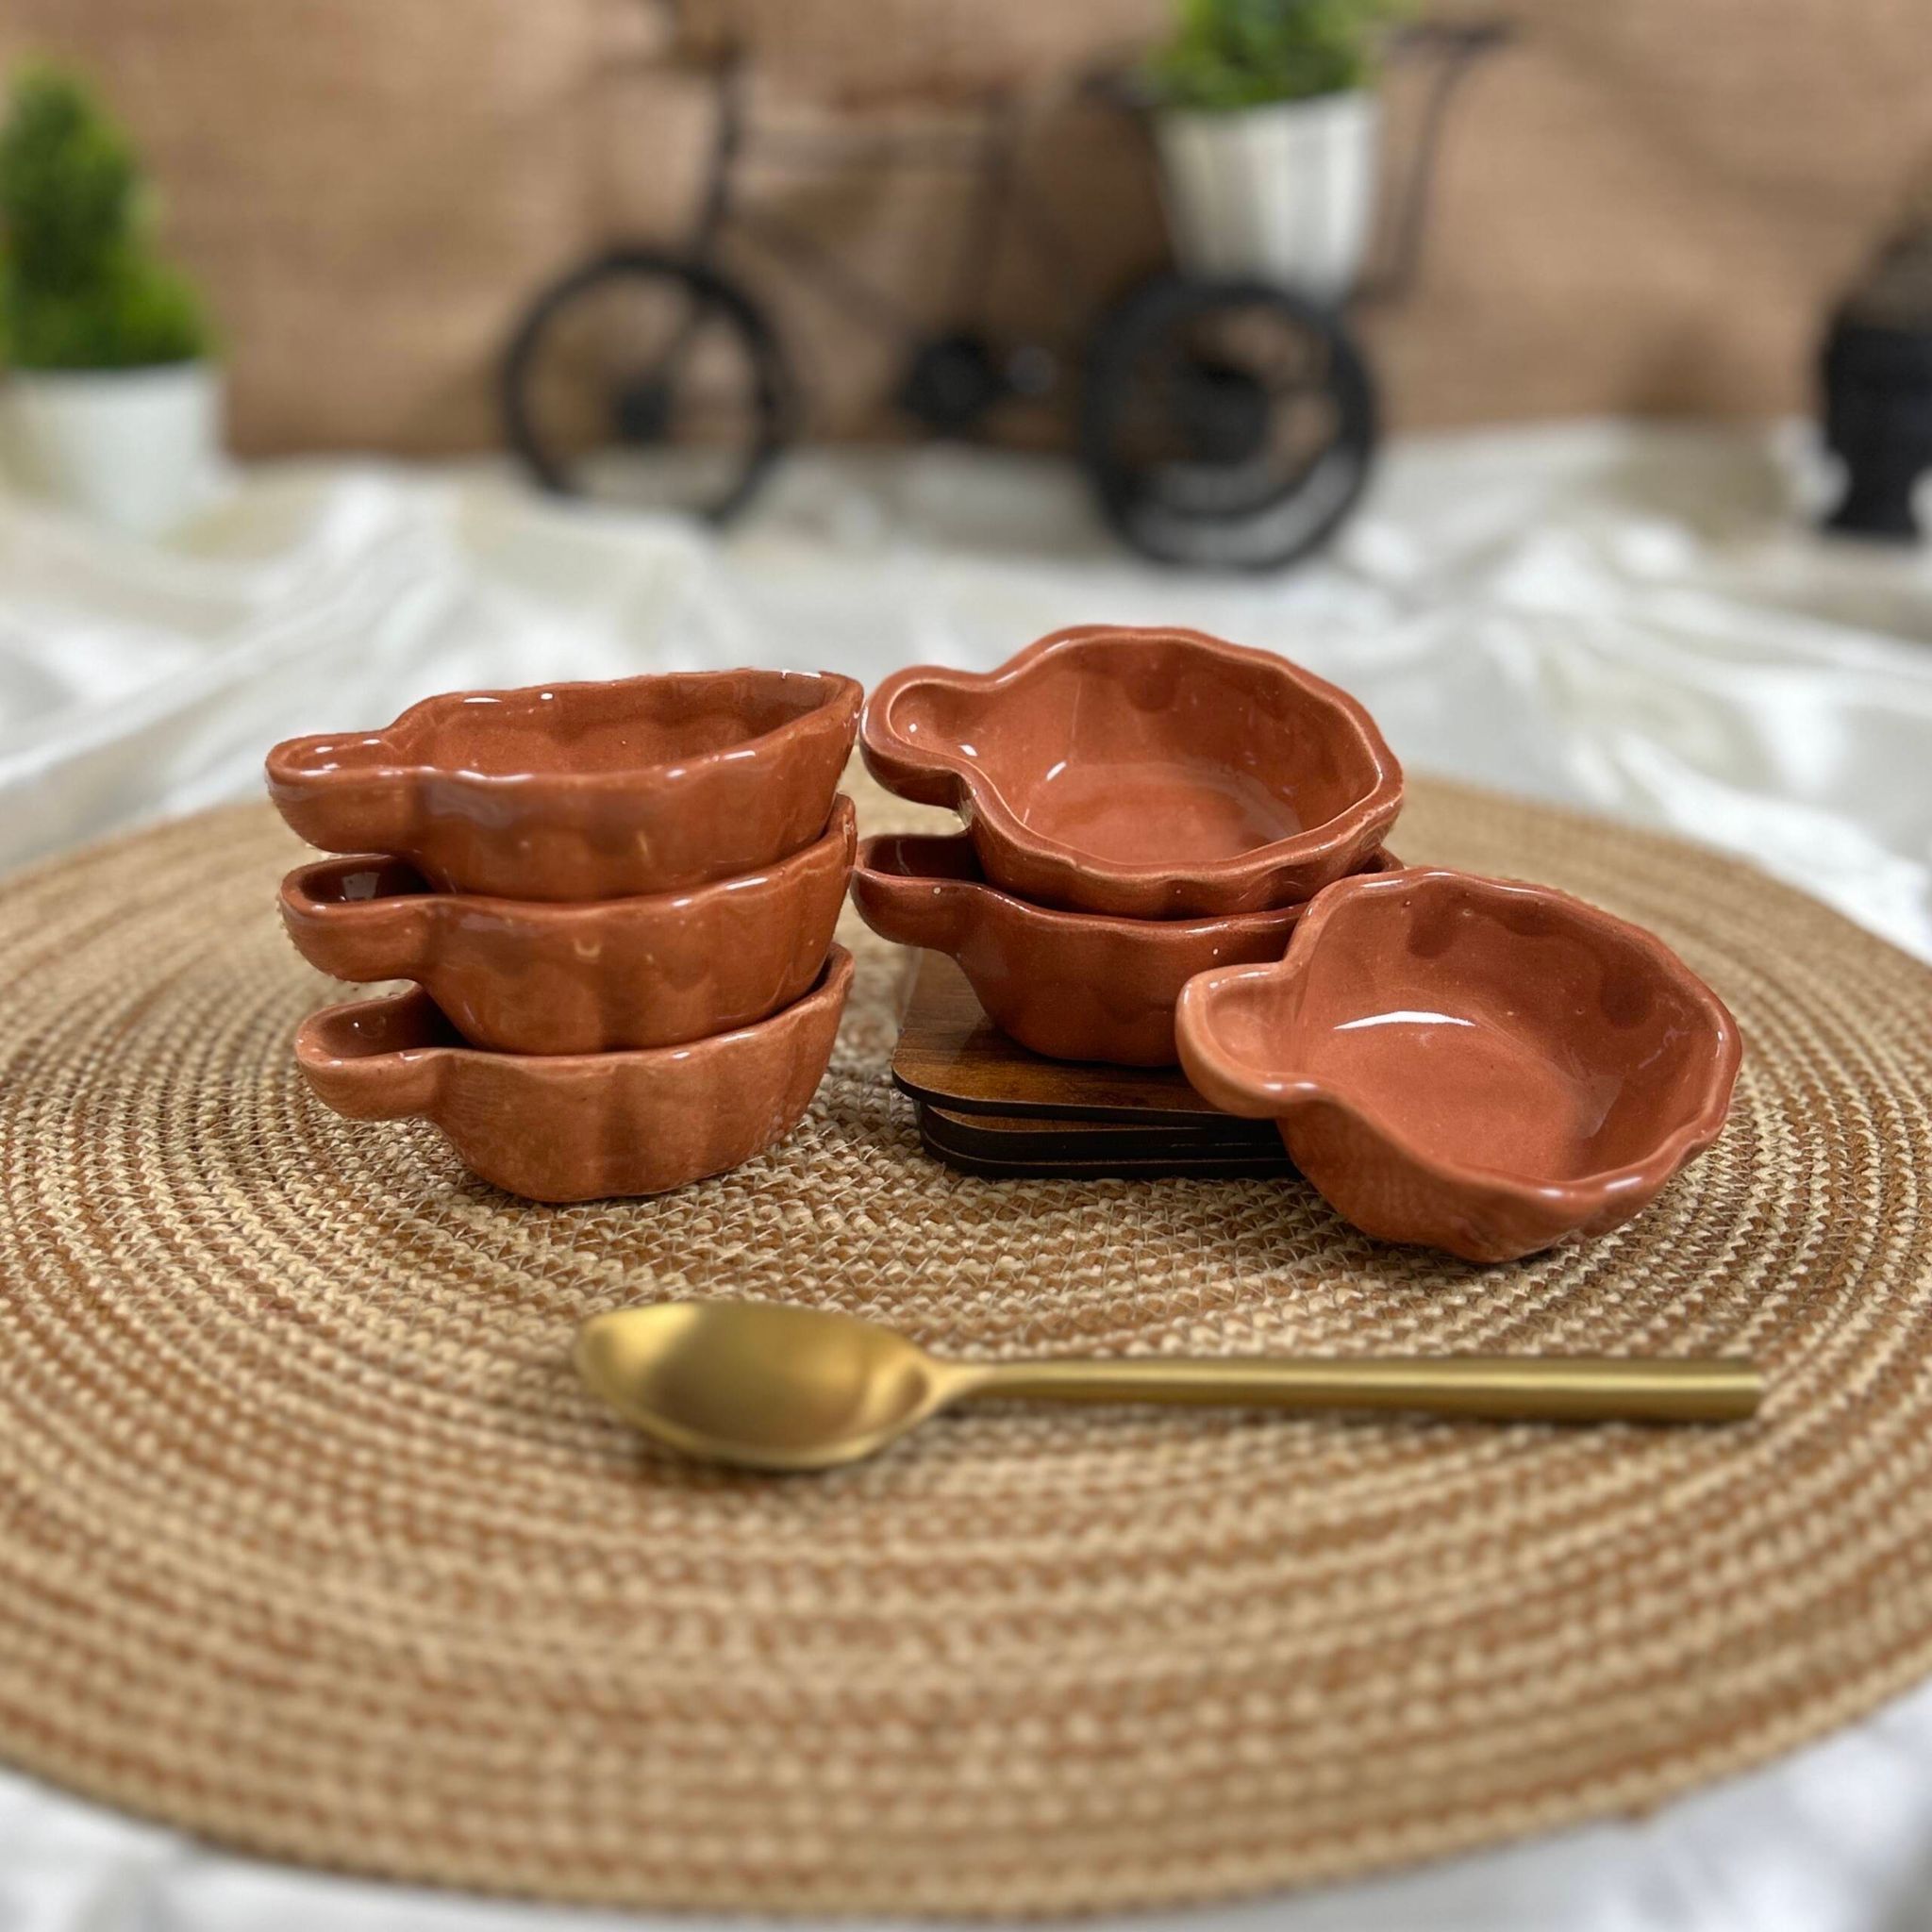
400 677 837 777
305 989 465 1060
294 857 432 907
285 675 837 781
860 833 988 886
1235 877 1723 1185
885 639 1380 867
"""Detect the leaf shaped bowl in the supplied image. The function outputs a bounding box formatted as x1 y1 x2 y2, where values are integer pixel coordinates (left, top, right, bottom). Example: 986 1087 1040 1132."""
280 797 856 1056
267 669 861 900
1175 869 1742 1262
293 947 853 1203
860 625 1401 917
852 830 1400 1066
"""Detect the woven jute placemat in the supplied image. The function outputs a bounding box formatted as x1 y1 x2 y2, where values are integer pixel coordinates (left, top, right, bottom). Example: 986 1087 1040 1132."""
3 773 1931 1917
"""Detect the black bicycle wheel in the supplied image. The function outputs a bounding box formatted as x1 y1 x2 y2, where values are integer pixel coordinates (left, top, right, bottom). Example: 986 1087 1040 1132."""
1078 275 1377 571
501 249 790 524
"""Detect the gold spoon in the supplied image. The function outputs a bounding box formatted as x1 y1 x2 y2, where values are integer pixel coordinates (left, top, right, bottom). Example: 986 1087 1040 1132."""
575 1301 1762 1473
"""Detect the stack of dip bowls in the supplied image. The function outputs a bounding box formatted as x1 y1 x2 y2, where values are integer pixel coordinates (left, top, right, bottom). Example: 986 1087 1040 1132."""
853 625 1741 1262
267 669 861 1202
852 625 1403 1066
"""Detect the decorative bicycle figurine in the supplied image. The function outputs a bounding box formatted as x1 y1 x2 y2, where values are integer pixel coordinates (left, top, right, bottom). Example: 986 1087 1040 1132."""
501 19 1503 570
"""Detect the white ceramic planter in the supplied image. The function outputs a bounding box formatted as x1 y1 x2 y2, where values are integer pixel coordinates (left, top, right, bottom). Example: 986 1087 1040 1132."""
0 359 223 535
1156 91 1381 298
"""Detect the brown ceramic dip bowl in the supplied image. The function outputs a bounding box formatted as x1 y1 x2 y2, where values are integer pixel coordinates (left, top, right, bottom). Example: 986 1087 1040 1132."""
280 796 856 1056
293 947 853 1203
860 625 1401 918
266 669 861 900
1175 869 1742 1262
852 830 1401 1066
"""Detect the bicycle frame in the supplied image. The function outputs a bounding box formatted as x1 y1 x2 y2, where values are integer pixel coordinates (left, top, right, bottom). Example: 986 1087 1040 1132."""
675 57 1090 358
670 19 1504 364
1350 21 1509 309
500 18 1507 559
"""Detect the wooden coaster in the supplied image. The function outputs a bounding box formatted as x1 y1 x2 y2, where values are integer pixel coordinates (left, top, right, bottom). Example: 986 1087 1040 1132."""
918 1104 1294 1180
891 954 1290 1176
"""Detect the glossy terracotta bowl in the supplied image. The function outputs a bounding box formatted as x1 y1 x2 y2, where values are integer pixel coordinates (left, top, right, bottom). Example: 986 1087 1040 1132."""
853 831 1401 1067
860 625 1401 918
1175 869 1742 1262
266 669 861 900
280 796 856 1055
293 948 853 1203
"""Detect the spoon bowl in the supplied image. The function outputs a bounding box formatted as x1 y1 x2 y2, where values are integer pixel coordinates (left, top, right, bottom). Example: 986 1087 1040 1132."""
576 1302 964 1472
576 1301 1761 1473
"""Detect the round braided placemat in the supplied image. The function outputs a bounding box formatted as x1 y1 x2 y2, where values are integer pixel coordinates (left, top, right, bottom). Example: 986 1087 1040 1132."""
2 774 1931 1917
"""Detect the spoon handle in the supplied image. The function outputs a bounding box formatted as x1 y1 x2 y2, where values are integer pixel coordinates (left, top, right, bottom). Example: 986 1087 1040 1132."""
964 1356 1760 1424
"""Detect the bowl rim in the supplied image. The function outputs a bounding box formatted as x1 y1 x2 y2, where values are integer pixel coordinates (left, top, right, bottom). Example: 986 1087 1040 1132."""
284 795 858 926
853 829 1402 942
1175 866 1743 1211
266 668 863 797
860 625 1402 896
294 945 856 1082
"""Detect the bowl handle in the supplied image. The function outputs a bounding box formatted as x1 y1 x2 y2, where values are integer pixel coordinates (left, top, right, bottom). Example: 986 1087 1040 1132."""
1174 965 1315 1119
858 681 964 809
849 862 973 956
294 1010 445 1122
279 864 434 984
264 735 417 855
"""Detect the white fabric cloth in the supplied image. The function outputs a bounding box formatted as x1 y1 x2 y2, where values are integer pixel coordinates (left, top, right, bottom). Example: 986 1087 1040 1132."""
3 424 1932 1929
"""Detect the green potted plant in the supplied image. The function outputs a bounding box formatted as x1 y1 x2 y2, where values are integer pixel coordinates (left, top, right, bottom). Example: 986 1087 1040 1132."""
1148 0 1410 296
0 63 219 533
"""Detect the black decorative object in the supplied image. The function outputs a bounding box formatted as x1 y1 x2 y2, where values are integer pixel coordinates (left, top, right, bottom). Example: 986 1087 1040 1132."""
1822 225 1932 541
500 25 1502 570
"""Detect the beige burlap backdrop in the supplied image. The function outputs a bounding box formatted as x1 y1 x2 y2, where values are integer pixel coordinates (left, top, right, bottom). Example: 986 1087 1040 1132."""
2 773 1931 1914
3 2 1926 451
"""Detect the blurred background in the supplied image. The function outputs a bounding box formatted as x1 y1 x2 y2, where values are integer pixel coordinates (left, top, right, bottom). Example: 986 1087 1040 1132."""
3 0 1929 936
6 0 1930 452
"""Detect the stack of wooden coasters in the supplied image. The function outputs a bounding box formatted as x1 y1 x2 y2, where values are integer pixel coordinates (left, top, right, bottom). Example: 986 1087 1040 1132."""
891 954 1292 1179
